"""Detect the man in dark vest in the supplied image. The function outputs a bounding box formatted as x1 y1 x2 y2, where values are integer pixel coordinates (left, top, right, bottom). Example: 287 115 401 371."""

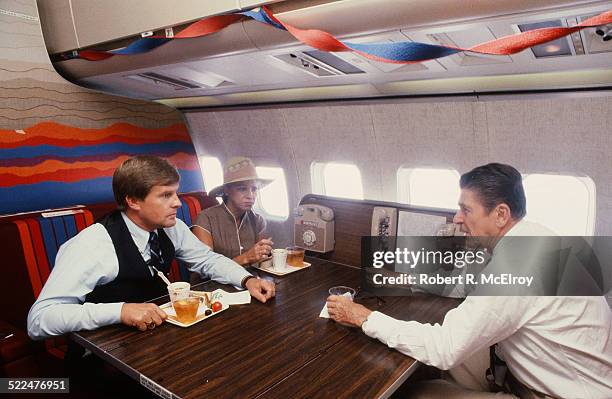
28 155 274 339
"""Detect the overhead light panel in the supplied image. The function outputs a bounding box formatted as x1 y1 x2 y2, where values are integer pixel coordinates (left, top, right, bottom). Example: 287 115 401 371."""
518 20 573 58
272 52 365 77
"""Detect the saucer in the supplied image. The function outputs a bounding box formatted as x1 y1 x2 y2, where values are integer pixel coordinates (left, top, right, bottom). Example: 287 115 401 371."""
160 301 228 328
256 261 312 276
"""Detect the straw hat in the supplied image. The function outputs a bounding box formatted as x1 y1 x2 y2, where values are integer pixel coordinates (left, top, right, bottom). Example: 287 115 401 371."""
208 157 274 197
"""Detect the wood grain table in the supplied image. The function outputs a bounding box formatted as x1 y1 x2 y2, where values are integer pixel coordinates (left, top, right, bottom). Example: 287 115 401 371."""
71 258 461 399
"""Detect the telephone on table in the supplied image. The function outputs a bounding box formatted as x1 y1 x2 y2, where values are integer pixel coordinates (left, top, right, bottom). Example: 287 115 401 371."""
294 204 335 253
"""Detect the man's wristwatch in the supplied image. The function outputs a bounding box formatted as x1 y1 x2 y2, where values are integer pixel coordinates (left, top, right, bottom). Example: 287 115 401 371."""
241 275 255 289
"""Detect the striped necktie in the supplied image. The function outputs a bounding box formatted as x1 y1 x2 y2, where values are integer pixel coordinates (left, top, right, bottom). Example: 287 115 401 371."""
148 231 163 267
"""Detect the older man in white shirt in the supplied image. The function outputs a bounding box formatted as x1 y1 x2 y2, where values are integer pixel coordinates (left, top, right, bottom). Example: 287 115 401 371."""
327 163 612 399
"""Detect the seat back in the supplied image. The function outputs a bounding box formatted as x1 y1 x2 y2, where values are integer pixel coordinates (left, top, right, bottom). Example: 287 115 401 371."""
1 209 94 331
13 210 95 298
3 209 95 358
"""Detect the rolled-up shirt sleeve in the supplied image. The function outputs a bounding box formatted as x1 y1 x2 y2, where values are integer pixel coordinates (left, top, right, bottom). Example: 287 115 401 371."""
361 296 527 370
169 219 251 287
27 225 124 340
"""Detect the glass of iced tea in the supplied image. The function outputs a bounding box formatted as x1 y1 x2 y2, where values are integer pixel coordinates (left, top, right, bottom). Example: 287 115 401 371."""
286 246 305 267
172 294 203 324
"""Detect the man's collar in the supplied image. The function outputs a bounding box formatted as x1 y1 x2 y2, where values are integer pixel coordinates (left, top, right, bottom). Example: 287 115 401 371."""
121 212 152 254
504 218 525 237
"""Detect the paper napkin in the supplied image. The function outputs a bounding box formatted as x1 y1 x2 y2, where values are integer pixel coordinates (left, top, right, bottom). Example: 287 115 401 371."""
216 289 251 305
319 292 352 318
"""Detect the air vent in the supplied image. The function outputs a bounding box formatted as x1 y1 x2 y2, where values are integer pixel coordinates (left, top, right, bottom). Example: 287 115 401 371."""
126 72 202 90
343 51 428 73
272 51 365 77
163 66 234 88
302 50 366 74
428 29 512 66
126 67 235 90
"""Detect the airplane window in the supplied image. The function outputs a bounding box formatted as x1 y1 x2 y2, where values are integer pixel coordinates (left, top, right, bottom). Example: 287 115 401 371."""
314 162 364 200
523 174 595 236
398 168 460 210
199 156 223 196
255 166 289 219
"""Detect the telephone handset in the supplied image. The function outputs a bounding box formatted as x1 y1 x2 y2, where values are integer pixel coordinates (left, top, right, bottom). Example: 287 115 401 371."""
296 204 334 221
294 204 335 253
371 207 397 237
371 207 397 254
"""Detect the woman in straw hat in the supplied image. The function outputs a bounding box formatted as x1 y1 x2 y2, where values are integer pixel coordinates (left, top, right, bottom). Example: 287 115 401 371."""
192 157 274 267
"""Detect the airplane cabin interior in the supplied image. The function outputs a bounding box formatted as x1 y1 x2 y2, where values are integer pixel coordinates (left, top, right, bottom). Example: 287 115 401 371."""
0 0 611 398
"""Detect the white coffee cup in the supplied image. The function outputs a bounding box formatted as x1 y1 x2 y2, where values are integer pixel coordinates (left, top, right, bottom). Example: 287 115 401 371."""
168 281 190 303
272 248 288 272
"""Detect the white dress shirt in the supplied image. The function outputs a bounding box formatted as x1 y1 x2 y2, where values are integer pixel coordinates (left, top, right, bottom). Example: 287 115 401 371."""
27 213 251 340
362 220 612 399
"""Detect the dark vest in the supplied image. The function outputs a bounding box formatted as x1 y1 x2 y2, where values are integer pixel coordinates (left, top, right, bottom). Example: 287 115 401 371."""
85 211 175 304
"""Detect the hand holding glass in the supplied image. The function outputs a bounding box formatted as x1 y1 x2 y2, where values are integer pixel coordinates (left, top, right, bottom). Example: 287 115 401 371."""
328 286 356 299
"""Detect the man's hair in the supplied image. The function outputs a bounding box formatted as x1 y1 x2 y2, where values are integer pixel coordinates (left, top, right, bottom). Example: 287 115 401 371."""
459 163 526 219
113 155 180 210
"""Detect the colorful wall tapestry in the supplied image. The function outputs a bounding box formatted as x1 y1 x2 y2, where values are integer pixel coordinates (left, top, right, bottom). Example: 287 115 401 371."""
0 122 203 214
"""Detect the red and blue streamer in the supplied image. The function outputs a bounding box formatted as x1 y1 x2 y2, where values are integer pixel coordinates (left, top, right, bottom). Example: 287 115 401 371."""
70 7 612 63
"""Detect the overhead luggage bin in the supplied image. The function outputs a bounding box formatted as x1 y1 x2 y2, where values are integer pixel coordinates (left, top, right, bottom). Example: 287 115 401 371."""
36 0 612 105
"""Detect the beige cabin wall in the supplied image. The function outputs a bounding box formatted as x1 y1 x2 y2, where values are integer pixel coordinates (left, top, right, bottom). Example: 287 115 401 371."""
185 93 612 244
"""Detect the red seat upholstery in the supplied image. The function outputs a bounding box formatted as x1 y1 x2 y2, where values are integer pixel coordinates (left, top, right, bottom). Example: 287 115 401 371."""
0 208 94 370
